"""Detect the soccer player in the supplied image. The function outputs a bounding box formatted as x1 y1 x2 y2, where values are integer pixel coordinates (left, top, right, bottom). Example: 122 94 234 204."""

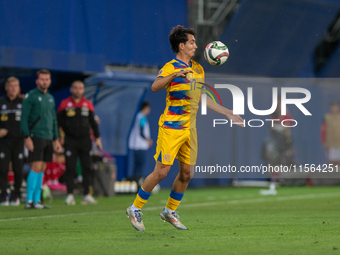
126 25 244 231
57 81 102 205
0 77 24 206
21 69 62 209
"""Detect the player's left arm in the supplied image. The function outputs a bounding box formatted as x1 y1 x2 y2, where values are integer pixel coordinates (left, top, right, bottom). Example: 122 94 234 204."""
52 103 60 141
52 118 62 153
201 90 244 127
52 100 62 153
88 103 102 150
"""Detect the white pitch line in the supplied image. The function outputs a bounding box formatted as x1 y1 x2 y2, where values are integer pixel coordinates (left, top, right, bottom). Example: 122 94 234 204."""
0 210 119 222
1 192 339 222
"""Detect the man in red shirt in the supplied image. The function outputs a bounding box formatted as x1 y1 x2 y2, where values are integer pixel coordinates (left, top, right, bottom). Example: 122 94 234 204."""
57 81 102 205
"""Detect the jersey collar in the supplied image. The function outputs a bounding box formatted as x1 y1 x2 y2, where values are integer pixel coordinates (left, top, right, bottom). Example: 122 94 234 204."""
6 95 17 102
69 96 86 106
175 58 192 68
35 87 49 94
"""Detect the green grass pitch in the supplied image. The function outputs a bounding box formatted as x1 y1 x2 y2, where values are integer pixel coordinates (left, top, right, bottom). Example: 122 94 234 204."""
0 186 339 254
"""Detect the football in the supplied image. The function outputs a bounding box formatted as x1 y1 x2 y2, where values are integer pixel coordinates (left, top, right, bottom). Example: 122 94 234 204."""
204 41 229 66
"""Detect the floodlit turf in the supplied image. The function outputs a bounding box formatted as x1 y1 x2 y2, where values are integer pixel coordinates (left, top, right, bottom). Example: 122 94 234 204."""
1 186 340 255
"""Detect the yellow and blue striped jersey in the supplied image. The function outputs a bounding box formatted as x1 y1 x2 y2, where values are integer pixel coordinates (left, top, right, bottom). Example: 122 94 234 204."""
157 58 205 129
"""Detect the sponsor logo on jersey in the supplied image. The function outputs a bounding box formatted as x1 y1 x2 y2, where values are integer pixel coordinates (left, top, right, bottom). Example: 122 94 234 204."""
66 108 76 117
15 111 21 121
1 114 8 121
81 107 89 116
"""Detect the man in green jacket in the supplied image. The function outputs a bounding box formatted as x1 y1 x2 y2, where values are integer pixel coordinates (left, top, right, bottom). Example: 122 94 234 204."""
20 69 62 209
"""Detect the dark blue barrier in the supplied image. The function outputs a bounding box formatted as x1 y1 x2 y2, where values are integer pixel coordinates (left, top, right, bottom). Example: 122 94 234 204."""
201 0 340 77
0 0 187 72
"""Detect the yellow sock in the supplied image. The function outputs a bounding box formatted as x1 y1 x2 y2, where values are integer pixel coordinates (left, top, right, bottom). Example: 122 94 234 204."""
166 197 181 211
132 187 151 210
165 190 184 211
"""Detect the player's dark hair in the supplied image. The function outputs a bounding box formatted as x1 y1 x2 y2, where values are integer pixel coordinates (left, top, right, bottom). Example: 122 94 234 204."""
169 25 197 53
141 101 150 111
36 69 51 79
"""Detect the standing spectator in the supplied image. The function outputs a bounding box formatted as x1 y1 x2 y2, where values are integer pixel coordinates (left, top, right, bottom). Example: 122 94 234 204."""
261 97 295 195
129 101 153 180
320 102 340 166
0 77 24 206
57 81 102 205
268 96 295 166
21 69 62 209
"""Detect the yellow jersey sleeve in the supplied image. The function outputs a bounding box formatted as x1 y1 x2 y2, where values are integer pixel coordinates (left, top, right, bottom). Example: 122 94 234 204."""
157 63 174 78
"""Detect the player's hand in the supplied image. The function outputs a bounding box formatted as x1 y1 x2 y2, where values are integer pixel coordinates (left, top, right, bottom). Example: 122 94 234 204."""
226 111 245 127
147 138 153 147
174 70 193 78
96 137 103 151
0 128 8 138
53 139 62 153
25 137 34 152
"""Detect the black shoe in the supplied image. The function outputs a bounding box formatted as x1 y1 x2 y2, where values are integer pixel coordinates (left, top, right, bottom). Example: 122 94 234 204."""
35 202 51 209
25 202 35 209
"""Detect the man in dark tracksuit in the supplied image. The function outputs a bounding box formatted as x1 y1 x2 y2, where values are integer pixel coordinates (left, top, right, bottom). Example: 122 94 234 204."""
0 77 24 206
57 80 102 205
21 69 62 209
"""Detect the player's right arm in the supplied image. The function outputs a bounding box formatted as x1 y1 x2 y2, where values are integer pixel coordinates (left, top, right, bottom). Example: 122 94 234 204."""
20 94 32 138
151 70 193 92
0 100 8 137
